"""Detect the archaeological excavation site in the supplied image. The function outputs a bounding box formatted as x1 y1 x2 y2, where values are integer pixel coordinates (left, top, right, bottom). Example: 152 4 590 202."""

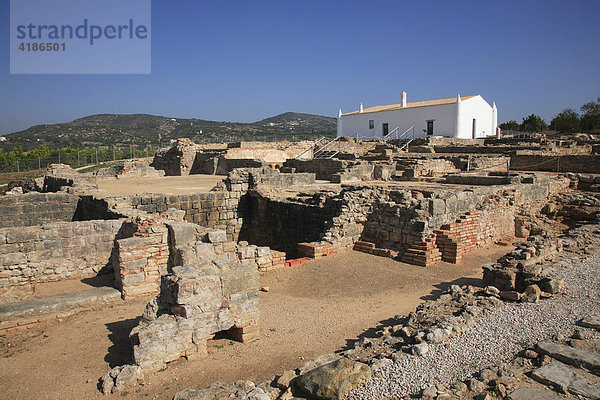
1 135 600 400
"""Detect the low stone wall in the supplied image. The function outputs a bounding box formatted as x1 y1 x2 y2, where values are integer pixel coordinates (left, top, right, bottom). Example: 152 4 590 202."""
0 192 80 228
323 175 569 267
96 160 165 178
283 158 347 180
215 157 267 175
397 158 459 178
331 162 375 183
510 154 600 173
43 163 98 193
0 219 125 292
109 191 245 241
113 216 285 299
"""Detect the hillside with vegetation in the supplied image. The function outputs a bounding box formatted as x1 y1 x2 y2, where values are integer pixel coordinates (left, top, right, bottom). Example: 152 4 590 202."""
0 112 337 151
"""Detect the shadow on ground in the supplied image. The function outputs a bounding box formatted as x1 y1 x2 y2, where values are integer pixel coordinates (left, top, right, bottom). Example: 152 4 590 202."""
419 276 483 301
104 317 141 367
81 274 116 289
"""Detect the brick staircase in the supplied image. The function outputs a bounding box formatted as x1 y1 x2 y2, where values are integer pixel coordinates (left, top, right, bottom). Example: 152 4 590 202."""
400 236 442 267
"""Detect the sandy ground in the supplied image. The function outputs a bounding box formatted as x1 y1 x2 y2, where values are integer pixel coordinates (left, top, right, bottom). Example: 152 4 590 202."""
93 173 478 198
95 175 226 196
0 244 511 400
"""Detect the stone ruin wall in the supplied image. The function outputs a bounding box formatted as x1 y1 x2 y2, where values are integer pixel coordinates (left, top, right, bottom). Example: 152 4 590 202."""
510 154 600 174
0 219 125 295
317 175 569 267
238 194 339 258
0 192 80 228
112 215 284 299
151 139 318 176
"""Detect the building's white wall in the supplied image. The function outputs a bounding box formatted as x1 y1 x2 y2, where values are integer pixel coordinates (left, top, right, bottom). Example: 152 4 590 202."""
338 103 458 139
457 96 494 139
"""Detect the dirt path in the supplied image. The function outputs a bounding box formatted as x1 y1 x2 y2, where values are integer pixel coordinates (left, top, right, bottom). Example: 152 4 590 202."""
0 244 511 400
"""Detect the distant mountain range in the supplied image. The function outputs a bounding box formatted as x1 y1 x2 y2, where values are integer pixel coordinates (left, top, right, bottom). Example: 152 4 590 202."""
1 112 337 150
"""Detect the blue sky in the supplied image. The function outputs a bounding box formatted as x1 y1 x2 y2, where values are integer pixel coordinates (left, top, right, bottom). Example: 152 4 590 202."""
1 0 600 136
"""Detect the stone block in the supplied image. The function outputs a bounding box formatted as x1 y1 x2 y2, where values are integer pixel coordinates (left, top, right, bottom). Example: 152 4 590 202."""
120 258 147 271
2 252 27 266
121 282 159 299
237 246 257 259
207 230 227 243
220 265 260 296
118 235 163 250
6 229 39 243
296 358 371 400
166 222 196 246
174 274 222 308
429 198 446 217
121 272 146 286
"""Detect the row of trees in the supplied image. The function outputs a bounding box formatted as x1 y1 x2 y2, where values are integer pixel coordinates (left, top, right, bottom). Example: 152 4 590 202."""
0 144 156 173
499 97 600 133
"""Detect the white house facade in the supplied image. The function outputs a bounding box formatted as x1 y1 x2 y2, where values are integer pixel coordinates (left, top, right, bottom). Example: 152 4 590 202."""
337 92 498 140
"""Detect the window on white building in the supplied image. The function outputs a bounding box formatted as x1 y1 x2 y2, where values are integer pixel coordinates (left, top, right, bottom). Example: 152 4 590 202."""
368 120 374 129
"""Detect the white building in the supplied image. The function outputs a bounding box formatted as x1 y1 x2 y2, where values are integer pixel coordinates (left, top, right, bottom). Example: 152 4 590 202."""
337 92 497 140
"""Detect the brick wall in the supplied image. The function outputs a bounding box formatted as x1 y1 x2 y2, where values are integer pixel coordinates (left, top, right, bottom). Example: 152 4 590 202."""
0 192 80 228
333 176 569 267
0 219 125 293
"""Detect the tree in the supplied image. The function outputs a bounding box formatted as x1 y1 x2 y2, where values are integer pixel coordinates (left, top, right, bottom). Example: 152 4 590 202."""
580 97 600 132
499 120 521 131
550 109 580 133
520 114 548 132
12 145 23 158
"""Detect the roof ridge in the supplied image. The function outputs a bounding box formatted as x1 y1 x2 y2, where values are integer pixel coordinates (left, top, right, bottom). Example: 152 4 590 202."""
341 95 479 116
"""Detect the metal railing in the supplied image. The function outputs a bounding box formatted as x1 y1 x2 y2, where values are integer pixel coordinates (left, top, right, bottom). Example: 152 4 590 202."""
380 125 415 141
314 136 340 154
382 127 399 141
296 137 327 159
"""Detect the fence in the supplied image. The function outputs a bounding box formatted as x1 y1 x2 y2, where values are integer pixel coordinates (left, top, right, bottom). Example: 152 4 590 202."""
191 132 335 144
0 146 156 174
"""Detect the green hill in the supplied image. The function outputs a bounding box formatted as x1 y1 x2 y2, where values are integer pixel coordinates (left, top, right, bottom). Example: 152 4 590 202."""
1 112 337 151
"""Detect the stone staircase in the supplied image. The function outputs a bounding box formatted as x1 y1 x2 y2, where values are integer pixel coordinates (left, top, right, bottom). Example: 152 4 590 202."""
314 150 339 159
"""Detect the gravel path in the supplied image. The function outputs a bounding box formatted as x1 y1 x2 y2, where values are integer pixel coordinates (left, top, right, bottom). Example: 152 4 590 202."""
349 253 600 399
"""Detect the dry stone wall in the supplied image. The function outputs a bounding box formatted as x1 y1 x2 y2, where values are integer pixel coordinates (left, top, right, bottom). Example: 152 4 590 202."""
510 154 600 173
0 219 125 292
113 215 285 299
0 192 80 228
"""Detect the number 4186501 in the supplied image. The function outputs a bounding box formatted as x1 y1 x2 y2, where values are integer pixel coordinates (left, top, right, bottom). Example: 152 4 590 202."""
18 42 66 52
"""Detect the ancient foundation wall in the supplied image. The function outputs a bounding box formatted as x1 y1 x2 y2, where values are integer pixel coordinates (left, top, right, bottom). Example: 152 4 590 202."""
113 216 284 298
111 169 317 243
510 154 600 173
325 177 568 267
0 219 125 292
238 195 338 257
114 191 245 241
0 192 80 228
283 159 347 180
